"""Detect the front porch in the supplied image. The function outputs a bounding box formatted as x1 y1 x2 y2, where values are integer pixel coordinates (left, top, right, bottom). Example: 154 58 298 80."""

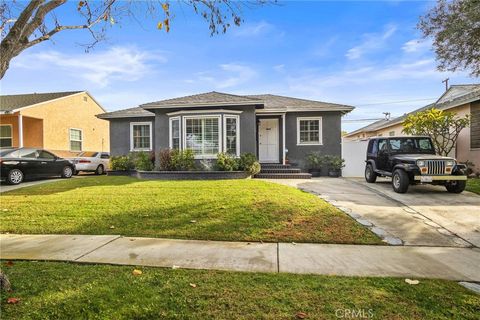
0 113 43 149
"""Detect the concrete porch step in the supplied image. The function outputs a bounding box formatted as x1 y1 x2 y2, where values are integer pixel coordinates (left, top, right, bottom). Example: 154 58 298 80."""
260 168 302 174
260 163 291 169
254 173 312 179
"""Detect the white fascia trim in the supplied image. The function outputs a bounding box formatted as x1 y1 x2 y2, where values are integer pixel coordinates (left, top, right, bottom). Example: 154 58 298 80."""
296 116 323 146
223 114 240 157
144 101 261 109
169 116 180 149
97 114 155 119
286 106 354 112
182 115 222 159
167 109 243 116
130 121 153 152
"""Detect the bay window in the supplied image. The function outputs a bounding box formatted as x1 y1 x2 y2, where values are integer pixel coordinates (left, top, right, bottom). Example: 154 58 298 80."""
224 115 239 156
184 116 220 157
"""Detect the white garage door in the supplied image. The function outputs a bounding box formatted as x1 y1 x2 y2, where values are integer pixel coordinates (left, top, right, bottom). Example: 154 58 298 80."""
342 139 369 177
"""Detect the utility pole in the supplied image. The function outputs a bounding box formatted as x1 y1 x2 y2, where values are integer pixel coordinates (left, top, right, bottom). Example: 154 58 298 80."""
442 78 449 91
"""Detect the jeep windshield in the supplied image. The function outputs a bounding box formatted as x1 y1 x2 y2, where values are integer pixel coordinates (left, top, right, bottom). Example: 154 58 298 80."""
387 137 435 154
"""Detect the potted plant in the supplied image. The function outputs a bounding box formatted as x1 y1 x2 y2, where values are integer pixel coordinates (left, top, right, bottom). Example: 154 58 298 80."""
305 152 323 177
325 155 345 177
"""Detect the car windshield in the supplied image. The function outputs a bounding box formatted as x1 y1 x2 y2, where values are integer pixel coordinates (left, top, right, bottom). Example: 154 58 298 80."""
0 149 16 157
388 138 435 154
78 152 98 157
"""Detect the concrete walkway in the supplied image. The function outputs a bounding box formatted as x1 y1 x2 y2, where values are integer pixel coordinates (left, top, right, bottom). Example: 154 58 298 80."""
1 234 479 281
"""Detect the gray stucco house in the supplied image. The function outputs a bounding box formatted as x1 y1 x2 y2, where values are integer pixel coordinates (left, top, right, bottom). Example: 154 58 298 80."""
97 92 353 170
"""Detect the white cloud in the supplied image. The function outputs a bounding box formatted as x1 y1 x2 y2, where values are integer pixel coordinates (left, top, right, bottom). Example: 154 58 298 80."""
346 24 397 60
233 21 275 37
195 63 257 89
12 46 166 87
402 38 432 53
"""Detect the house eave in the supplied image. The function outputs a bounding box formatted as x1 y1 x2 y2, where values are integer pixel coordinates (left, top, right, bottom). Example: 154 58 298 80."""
141 101 264 109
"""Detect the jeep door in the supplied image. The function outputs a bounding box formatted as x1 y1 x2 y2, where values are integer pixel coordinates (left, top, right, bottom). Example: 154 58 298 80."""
376 139 389 171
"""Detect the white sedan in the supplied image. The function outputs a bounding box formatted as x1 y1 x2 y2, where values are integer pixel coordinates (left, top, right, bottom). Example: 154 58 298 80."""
71 151 110 175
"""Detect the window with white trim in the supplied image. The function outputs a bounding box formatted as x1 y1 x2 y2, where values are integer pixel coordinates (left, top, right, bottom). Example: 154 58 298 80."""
69 128 83 151
170 117 180 150
297 117 322 145
0 125 13 148
184 116 220 157
131 122 152 151
224 115 239 156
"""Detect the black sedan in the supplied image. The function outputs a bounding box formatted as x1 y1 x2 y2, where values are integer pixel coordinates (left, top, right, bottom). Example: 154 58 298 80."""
0 148 75 185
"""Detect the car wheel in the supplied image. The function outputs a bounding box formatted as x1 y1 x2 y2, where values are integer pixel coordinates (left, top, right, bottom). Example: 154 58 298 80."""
392 169 409 193
61 166 73 178
7 169 24 185
445 180 466 193
73 170 79 176
365 164 377 183
95 165 105 175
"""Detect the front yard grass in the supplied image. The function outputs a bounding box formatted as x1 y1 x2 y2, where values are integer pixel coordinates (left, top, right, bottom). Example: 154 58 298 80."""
1 261 479 320
466 178 480 195
0 177 380 244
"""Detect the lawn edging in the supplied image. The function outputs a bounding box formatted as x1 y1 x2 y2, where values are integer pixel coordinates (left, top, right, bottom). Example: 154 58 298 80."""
107 170 250 180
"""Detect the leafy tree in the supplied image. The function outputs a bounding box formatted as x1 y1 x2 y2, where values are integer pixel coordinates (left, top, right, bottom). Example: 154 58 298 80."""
418 0 480 77
402 108 470 156
0 0 269 79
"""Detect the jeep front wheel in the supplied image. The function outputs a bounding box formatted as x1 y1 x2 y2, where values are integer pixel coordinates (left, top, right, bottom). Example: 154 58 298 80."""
445 180 466 193
365 164 377 183
392 169 409 193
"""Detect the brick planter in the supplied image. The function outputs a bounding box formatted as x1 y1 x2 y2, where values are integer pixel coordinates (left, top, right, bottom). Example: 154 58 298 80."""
107 170 250 180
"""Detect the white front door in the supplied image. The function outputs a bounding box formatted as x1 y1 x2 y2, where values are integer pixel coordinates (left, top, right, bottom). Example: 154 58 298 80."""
258 119 279 163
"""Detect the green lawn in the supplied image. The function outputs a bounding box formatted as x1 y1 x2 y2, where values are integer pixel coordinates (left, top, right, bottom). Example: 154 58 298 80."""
466 178 480 195
0 177 380 244
1 261 479 320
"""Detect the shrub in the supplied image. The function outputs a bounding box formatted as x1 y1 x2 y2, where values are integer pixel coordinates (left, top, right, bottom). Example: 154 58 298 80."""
216 152 239 171
305 152 323 169
110 155 134 171
171 149 195 171
236 152 260 175
131 151 154 171
158 149 174 171
199 159 214 171
322 155 345 171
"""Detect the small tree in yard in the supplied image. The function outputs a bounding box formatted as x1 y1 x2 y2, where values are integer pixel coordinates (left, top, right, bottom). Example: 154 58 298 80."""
402 108 470 156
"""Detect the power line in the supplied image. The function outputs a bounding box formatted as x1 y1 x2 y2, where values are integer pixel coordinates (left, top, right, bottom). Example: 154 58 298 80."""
355 98 436 107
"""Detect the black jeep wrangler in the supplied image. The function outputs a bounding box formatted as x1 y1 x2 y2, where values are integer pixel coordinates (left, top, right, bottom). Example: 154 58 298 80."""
364 136 467 193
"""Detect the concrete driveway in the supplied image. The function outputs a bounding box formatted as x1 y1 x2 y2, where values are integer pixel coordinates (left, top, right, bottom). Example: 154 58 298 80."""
270 178 480 248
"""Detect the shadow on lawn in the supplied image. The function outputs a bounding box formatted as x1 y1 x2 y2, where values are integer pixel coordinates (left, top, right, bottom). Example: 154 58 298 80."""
0 176 140 196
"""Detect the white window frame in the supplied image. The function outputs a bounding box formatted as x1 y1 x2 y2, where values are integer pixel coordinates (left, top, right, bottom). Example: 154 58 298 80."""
169 117 181 149
0 124 13 148
130 122 153 151
223 115 240 157
182 115 222 159
296 117 322 146
69 128 83 152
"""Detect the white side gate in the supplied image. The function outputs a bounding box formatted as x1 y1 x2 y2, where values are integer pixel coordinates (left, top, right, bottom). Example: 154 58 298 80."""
342 139 369 177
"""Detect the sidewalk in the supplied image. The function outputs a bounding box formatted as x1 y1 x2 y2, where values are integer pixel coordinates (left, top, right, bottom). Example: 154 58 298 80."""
1 234 479 281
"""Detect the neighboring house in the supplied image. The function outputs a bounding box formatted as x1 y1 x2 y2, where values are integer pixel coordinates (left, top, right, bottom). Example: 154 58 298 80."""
344 84 480 169
97 91 353 168
0 91 109 157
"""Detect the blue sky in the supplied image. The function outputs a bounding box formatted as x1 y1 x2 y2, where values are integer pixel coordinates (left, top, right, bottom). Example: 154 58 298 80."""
1 1 477 132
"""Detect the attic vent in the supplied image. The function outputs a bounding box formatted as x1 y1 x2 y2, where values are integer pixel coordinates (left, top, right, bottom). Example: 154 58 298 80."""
83 96 88 102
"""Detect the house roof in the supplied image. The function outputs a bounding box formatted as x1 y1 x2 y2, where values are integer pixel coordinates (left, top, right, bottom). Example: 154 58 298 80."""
141 91 263 109
345 84 480 137
99 91 354 119
247 94 354 112
97 106 154 119
0 91 83 113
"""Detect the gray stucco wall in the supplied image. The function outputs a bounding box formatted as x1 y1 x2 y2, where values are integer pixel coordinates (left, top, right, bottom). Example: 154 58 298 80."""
108 117 155 156
285 111 342 169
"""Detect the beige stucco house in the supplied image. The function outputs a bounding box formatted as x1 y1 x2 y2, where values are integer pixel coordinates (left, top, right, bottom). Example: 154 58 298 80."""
344 84 480 170
0 91 109 157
